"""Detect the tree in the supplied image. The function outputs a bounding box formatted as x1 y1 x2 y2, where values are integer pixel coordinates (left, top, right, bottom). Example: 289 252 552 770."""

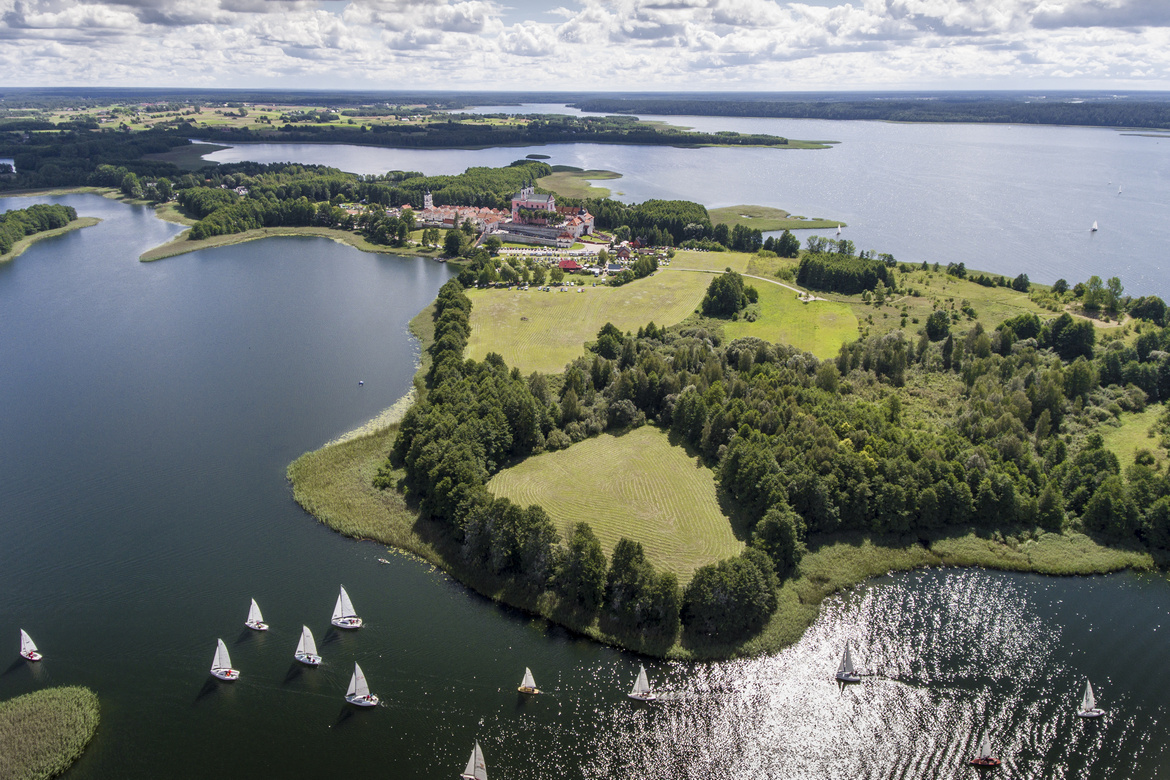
1053 278 1069 295
154 177 174 202
925 309 950 341
751 506 806 578
1105 276 1124 313
1011 273 1030 292
484 236 502 255
776 229 800 258
559 523 607 609
120 172 143 199
550 266 565 284
444 229 465 257
682 549 778 638
1082 275 1105 311
700 270 748 316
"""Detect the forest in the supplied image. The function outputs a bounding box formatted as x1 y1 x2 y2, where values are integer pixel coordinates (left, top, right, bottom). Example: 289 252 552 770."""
569 98 1170 129
374 269 1170 646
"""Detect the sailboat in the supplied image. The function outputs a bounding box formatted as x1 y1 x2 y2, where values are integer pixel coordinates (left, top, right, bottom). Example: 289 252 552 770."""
244 598 269 631
331 585 363 629
1091 221 1099 232
628 664 656 701
294 625 321 666
836 224 842 236
19 629 42 662
1077 679 1105 718
835 642 861 683
345 662 378 706
210 638 240 681
969 734 1001 767
459 741 488 780
517 667 541 695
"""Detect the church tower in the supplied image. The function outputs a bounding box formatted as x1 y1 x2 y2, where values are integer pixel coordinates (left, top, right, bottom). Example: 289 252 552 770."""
423 191 433 210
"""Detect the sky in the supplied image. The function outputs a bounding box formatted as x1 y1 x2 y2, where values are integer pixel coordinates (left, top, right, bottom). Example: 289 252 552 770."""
2 0 1170 91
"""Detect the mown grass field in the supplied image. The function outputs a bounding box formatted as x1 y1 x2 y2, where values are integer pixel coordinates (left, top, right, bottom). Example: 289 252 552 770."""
0 218 101 264
723 280 858 359
466 271 709 373
0 686 100 780
536 168 622 199
1101 405 1167 470
487 426 744 582
709 204 842 232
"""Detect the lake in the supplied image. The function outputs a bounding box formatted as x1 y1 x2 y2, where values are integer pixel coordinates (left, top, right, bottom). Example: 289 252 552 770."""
202 109 1170 299
2 192 1170 778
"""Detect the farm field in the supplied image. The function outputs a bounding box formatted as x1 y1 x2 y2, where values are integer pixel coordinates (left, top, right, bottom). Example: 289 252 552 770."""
486 426 744 582
536 167 622 199
465 270 709 373
723 280 858 358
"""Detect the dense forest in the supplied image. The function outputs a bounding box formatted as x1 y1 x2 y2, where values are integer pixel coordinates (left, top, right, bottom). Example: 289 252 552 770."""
569 98 1170 129
0 203 78 255
375 271 1170 646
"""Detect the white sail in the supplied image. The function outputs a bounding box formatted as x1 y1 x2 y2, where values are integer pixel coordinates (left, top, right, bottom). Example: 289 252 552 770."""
348 663 369 699
1082 680 1096 712
521 668 536 690
461 741 487 780
979 735 992 760
19 629 37 656
334 586 356 620
212 638 232 671
247 598 263 625
632 665 651 696
1091 221 1098 231
297 626 318 658
838 644 854 676
836 224 842 235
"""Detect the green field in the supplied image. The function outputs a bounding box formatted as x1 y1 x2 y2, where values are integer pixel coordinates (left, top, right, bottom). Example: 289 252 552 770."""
1101 405 1168 470
536 168 622 199
722 279 858 358
709 204 843 232
466 271 709 373
487 426 744 582
0 686 100 780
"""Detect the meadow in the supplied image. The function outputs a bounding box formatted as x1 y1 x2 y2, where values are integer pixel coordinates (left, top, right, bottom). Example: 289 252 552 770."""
486 426 745 582
722 279 858 358
0 686 100 780
535 167 622 199
1100 405 1168 469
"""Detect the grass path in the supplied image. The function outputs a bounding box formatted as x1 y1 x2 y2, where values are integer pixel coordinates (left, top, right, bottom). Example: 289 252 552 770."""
488 426 744 582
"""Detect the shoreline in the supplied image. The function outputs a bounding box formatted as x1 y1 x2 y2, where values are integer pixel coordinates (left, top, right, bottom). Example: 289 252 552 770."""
0 217 102 263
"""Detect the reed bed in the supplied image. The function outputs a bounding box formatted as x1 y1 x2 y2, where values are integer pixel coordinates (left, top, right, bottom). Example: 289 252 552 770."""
0 686 100 780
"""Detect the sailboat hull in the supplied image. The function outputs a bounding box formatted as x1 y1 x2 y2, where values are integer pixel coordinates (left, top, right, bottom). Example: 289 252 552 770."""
345 694 379 707
835 672 861 683
518 685 541 694
969 758 1001 768
1077 708 1105 718
295 652 321 666
20 650 42 662
245 620 269 631
628 692 656 701
211 668 240 681
331 617 363 629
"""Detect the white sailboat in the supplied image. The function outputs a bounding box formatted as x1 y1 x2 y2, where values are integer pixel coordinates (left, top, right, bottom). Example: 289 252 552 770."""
345 662 378 706
1091 221 1098 232
459 741 488 780
969 734 1000 767
331 585 363 629
244 598 269 631
210 638 240 681
835 642 861 683
517 667 540 695
836 224 842 236
1077 679 1105 718
294 625 321 666
628 664 656 701
19 629 42 662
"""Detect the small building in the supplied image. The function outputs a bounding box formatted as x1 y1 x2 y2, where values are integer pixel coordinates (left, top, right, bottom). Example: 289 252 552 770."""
558 259 582 272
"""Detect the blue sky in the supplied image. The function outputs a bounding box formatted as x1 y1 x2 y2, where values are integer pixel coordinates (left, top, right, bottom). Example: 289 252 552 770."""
2 0 1169 90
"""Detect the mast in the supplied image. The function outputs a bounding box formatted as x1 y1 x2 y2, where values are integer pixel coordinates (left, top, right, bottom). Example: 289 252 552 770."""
20 629 37 655
335 585 355 619
1082 680 1096 712
462 742 487 780
521 668 536 689
299 626 318 657
248 598 263 624
213 638 231 670
349 663 369 698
